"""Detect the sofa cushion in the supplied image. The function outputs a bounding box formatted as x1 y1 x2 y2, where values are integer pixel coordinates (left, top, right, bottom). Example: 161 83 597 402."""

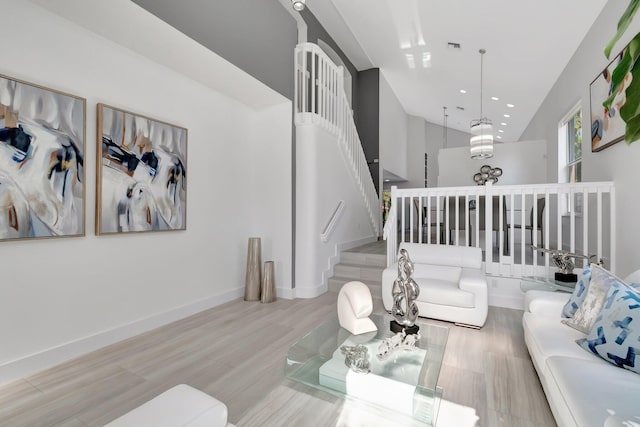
562 264 592 318
562 264 624 333
523 312 598 380
525 290 570 317
412 264 461 282
546 356 640 427
414 278 475 308
577 281 640 375
398 242 482 269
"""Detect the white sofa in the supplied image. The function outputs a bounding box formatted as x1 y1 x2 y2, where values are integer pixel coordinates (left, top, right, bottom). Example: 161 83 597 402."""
382 243 488 328
523 290 640 427
104 384 235 427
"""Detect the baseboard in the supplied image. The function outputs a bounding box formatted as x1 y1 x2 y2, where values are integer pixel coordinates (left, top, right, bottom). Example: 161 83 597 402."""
295 283 328 299
486 275 526 310
489 292 525 310
0 286 244 386
276 287 296 300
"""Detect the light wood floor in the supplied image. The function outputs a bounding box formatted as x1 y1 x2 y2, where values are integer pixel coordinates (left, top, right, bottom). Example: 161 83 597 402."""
0 293 556 427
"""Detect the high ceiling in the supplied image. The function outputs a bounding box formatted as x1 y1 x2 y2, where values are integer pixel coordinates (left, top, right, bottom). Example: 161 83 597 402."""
307 0 609 142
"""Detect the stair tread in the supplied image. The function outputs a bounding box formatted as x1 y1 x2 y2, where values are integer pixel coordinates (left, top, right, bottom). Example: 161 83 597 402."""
329 275 382 282
334 262 385 269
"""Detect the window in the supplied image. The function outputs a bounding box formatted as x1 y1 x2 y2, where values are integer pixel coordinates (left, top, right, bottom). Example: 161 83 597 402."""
558 103 583 213
558 104 582 184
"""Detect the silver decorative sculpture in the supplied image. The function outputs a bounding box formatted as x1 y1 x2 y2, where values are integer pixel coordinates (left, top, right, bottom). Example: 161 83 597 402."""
473 164 502 185
340 344 370 374
390 249 420 334
531 245 593 282
376 330 421 361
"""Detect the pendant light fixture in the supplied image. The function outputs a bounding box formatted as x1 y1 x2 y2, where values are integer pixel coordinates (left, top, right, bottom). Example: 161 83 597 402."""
470 49 494 159
291 0 306 11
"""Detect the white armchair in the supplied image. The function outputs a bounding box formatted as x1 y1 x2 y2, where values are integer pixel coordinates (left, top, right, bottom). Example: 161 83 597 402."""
382 243 488 328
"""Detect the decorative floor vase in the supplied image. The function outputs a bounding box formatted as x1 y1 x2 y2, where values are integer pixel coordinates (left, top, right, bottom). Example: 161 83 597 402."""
261 261 276 303
244 237 262 301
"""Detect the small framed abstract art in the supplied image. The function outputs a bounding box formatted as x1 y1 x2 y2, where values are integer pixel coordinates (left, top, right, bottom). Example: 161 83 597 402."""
590 48 627 152
96 104 187 235
0 73 86 242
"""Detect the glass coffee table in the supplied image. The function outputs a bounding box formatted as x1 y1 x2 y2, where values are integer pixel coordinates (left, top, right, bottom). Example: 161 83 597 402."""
285 313 449 426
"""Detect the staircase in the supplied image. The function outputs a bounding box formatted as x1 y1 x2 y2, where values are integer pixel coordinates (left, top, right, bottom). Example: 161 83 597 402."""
327 244 386 299
295 42 380 236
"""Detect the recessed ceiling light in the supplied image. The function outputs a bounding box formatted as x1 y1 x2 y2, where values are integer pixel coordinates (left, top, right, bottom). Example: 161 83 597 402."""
460 89 467 94
384 179 390 182
498 129 504 133
504 114 511 118
501 122 507 126
496 135 502 139
507 103 515 108
491 96 499 101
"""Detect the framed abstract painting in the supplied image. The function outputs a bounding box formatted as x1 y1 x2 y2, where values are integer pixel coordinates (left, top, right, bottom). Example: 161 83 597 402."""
96 104 187 235
0 74 85 242
590 48 627 152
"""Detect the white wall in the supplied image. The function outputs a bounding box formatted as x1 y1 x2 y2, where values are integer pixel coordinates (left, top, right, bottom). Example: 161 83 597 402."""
520 2 640 277
0 0 291 383
379 72 408 180
425 121 470 188
438 140 547 187
295 124 377 297
405 116 427 188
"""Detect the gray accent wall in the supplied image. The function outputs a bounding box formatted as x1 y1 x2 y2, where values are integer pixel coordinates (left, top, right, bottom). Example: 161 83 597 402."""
132 0 297 100
356 69 380 191
302 7 359 117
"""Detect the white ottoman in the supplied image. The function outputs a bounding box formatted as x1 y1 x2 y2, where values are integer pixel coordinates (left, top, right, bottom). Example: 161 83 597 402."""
104 384 235 427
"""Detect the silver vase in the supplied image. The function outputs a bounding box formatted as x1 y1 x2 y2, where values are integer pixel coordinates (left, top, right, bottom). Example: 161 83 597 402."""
244 237 262 301
261 261 276 303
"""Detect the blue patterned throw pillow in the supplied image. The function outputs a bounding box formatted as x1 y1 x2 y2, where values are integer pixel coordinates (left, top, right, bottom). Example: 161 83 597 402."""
562 264 592 318
577 281 640 375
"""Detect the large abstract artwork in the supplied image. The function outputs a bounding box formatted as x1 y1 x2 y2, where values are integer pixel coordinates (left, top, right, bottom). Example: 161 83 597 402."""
0 74 85 242
590 47 627 152
96 104 187 235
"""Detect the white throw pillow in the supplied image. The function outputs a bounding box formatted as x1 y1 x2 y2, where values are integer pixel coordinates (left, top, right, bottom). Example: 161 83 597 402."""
562 264 625 334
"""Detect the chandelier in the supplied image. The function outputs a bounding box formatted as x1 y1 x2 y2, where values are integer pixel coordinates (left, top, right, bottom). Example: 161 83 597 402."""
470 49 494 159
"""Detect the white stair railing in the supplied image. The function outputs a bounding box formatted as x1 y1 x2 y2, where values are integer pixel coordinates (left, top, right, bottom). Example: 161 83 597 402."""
294 42 380 236
384 182 616 278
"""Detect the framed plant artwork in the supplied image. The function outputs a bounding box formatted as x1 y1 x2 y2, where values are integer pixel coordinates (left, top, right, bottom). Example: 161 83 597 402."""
96 104 187 235
0 73 85 242
590 47 627 152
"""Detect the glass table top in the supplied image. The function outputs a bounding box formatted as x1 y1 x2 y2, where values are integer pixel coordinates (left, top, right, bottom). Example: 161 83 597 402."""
520 276 577 293
285 313 449 426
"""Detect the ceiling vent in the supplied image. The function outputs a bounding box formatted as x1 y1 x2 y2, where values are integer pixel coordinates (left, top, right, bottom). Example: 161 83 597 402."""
456 106 465 111
447 42 461 49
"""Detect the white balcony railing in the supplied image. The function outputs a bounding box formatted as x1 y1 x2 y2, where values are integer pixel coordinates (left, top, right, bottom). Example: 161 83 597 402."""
294 42 380 236
383 182 616 278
